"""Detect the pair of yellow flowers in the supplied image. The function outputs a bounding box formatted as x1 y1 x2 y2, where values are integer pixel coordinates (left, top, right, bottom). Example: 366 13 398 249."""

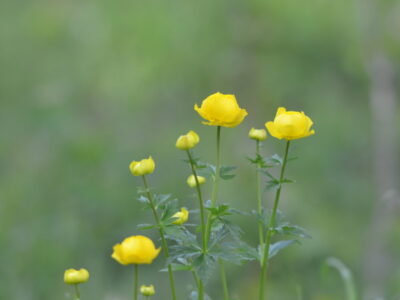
195 92 314 140
112 92 316 267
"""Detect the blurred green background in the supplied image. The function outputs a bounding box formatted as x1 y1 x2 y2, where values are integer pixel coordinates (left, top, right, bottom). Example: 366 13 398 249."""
1 0 399 299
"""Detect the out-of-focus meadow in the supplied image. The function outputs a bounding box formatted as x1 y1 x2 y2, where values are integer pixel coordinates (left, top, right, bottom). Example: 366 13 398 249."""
1 0 399 299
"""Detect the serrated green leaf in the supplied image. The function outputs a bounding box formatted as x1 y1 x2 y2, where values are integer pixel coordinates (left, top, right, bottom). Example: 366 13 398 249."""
266 154 283 166
192 253 216 282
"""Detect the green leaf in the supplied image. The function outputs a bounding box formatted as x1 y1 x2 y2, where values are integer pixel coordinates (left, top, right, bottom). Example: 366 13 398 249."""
266 154 283 166
160 263 192 272
192 253 216 282
265 179 281 191
274 225 311 239
137 223 157 230
219 165 237 180
269 239 299 259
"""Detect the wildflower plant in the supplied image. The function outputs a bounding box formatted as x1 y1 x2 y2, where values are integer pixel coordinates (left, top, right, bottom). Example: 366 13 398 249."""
64 93 316 300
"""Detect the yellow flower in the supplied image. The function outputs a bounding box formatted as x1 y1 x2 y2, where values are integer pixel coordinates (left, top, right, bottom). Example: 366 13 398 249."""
249 128 267 141
111 235 161 265
187 174 206 188
140 285 155 296
176 130 200 150
171 207 189 225
63 268 90 284
265 107 315 140
129 156 155 176
194 92 248 127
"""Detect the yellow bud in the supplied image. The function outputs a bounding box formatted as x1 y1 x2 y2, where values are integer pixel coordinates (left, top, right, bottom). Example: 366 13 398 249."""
249 128 267 141
171 207 189 225
111 235 161 265
265 107 315 140
140 284 155 296
176 130 200 150
63 268 90 284
194 92 248 127
129 156 155 176
186 174 206 188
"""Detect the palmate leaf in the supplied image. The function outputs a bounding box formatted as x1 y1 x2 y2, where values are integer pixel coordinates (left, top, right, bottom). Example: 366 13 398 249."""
192 253 217 282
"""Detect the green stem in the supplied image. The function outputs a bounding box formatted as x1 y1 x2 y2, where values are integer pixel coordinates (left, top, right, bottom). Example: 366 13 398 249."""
134 265 138 300
141 176 177 300
203 126 230 300
186 150 206 300
256 140 264 245
259 141 291 300
205 125 221 244
186 150 207 253
74 284 80 300
219 259 229 300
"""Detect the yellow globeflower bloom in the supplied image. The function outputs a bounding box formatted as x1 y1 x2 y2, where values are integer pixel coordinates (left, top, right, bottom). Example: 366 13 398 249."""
249 128 267 141
187 174 206 188
129 156 155 176
171 207 189 225
194 92 248 127
265 107 315 140
111 235 161 265
64 268 90 284
176 130 200 150
140 284 155 296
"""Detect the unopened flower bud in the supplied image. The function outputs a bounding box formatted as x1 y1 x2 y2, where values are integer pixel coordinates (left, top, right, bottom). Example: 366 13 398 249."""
249 128 267 141
186 174 206 188
140 285 155 296
176 130 200 150
64 268 90 284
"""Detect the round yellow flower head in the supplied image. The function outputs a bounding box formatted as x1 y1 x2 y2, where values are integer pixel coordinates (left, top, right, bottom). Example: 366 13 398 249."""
194 92 248 127
111 235 161 265
140 284 155 296
171 207 189 225
176 130 200 150
129 156 155 176
187 174 206 188
63 268 90 284
249 128 267 141
265 107 315 140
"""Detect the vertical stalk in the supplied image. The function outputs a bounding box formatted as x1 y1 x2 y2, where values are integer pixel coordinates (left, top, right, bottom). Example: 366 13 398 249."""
186 150 206 300
74 284 80 300
204 126 230 300
134 264 138 300
141 176 177 300
259 141 291 300
256 140 264 245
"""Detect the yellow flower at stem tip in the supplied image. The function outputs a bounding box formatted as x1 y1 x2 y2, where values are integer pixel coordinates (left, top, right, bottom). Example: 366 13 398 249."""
171 207 189 225
64 268 90 284
111 235 161 265
187 174 206 188
176 130 200 150
140 285 155 296
249 128 267 141
265 107 315 140
129 156 155 176
194 92 248 127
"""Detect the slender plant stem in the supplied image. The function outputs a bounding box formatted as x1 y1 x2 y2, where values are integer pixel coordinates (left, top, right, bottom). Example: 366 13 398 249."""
259 141 291 300
205 125 221 244
134 264 138 300
186 150 206 300
219 259 229 300
141 175 177 300
203 126 230 300
256 140 264 245
186 150 207 252
74 284 80 300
